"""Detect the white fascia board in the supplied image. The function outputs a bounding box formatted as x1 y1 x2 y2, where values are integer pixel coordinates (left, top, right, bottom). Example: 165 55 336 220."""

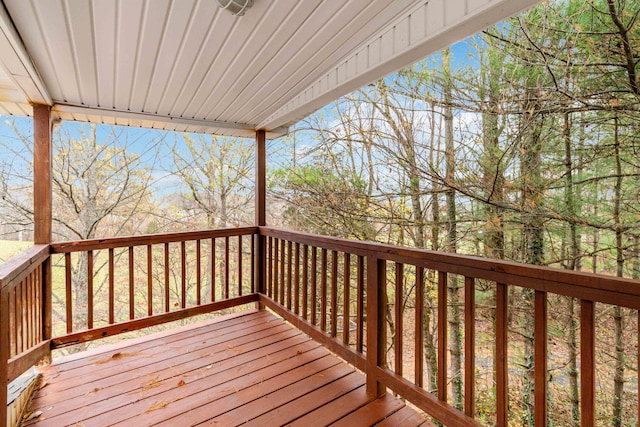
53 103 289 139
0 3 51 105
258 0 541 131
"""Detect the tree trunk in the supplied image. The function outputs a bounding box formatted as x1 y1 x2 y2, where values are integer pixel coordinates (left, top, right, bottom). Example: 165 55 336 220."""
612 116 624 427
520 85 544 426
480 38 505 260
442 48 463 409
563 111 580 426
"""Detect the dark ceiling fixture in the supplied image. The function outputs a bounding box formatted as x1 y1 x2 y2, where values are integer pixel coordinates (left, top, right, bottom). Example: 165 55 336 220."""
216 0 253 16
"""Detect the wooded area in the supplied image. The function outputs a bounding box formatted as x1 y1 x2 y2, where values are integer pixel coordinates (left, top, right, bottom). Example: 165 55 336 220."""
1 0 639 425
269 1 640 425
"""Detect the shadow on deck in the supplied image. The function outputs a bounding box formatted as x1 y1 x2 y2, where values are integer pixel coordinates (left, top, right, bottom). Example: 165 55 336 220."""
23 310 430 426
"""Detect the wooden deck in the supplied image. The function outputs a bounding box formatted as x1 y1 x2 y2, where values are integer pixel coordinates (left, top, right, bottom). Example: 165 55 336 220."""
22 310 431 426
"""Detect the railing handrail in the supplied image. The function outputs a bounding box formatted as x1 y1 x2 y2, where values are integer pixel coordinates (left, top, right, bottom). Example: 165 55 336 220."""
0 244 49 289
51 226 259 253
260 226 640 309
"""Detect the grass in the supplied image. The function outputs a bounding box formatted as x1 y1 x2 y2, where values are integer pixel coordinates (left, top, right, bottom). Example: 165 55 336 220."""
0 239 33 263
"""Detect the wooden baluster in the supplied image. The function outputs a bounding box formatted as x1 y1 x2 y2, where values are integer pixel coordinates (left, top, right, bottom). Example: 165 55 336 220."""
273 238 279 302
415 266 424 387
181 241 187 308
496 282 508 427
225 236 230 299
311 247 317 325
268 237 273 298
32 273 36 347
87 250 94 329
321 248 328 332
16 281 22 352
438 271 447 402
581 299 595 427
356 255 364 353
25 275 30 348
251 235 255 293
366 256 386 397
196 240 202 304
287 240 292 308
109 248 115 323
129 247 135 319
343 252 350 345
331 251 338 337
164 243 170 310
464 277 476 417
534 290 547 427
37 265 42 343
302 244 308 320
30 273 36 346
9 288 16 356
395 262 403 376
214 238 216 302
294 242 300 315
25 277 31 349
33 270 38 348
279 239 285 304
147 245 153 316
65 252 73 333
42 255 52 361
238 235 243 296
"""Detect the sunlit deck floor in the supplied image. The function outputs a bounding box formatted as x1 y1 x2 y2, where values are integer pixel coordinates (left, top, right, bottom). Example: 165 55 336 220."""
23 309 431 426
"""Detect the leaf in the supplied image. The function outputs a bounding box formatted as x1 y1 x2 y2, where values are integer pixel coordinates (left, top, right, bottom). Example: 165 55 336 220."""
145 400 169 413
23 410 42 421
94 351 140 365
141 376 162 390
177 379 186 387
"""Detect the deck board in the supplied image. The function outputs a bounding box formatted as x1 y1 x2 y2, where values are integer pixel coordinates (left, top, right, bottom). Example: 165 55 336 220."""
24 310 430 426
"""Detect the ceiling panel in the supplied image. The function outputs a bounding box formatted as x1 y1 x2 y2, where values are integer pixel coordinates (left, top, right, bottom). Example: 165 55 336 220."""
0 0 540 138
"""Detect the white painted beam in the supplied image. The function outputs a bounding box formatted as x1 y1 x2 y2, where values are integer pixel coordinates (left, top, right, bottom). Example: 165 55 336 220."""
258 0 540 131
52 103 289 139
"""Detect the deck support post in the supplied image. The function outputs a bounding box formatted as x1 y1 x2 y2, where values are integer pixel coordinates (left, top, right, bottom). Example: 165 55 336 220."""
0 288 9 427
255 130 266 307
33 104 53 365
33 104 52 245
366 256 386 397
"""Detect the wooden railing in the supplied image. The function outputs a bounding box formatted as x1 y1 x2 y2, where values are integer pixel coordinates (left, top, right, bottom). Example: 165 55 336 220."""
2 226 640 426
259 227 640 427
49 227 259 348
0 245 51 426
0 245 50 382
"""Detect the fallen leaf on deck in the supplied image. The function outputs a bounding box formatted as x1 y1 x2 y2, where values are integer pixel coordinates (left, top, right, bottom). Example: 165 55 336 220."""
177 379 186 387
87 387 102 394
141 376 162 390
145 400 169 412
94 351 140 364
38 380 48 390
23 410 42 421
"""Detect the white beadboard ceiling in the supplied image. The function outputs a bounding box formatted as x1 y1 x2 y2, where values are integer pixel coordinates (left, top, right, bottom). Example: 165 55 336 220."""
0 0 539 138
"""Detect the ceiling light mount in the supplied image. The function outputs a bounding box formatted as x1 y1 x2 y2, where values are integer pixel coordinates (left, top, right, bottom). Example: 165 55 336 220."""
216 0 253 16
